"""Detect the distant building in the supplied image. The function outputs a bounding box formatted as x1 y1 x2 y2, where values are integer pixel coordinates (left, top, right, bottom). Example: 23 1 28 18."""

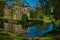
4 3 30 35
4 5 12 19
4 3 30 20
22 6 30 19
12 3 22 20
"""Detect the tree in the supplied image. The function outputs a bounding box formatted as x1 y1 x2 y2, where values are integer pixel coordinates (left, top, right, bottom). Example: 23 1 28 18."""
22 13 28 29
30 10 38 18
0 1 6 29
22 13 28 21
0 1 5 17
43 0 60 20
30 6 41 18
51 0 60 20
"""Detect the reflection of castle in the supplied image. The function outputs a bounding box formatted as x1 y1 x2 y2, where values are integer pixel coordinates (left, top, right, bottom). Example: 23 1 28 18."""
4 3 30 35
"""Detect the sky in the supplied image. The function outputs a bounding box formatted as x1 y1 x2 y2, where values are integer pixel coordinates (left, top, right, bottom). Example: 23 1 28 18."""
6 0 53 12
6 0 47 7
21 0 40 7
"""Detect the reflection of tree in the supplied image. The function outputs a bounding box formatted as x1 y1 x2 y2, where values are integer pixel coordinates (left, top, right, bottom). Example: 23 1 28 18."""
0 1 6 28
22 13 28 29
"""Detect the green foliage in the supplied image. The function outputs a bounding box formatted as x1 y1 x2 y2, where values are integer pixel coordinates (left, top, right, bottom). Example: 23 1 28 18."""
22 38 30 40
44 15 50 20
0 1 5 17
22 13 28 21
0 19 4 28
52 34 60 40
51 0 60 20
39 15 44 19
22 21 29 29
21 13 29 29
0 30 22 40
30 10 38 18
40 37 52 40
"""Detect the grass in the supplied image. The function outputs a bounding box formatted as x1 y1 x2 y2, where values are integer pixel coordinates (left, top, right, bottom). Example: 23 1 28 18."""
0 29 59 40
39 37 52 40
0 25 60 40
0 29 22 40
0 29 32 40
0 29 53 40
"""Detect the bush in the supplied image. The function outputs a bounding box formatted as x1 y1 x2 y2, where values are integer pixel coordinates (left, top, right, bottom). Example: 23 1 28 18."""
22 13 28 21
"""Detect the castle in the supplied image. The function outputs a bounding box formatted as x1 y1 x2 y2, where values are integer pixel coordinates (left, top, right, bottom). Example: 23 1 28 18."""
4 2 30 35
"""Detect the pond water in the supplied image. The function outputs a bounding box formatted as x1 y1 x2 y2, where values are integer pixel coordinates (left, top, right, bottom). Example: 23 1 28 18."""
27 23 53 37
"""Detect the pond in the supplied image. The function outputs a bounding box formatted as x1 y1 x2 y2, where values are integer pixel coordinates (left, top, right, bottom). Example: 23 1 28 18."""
27 23 53 38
